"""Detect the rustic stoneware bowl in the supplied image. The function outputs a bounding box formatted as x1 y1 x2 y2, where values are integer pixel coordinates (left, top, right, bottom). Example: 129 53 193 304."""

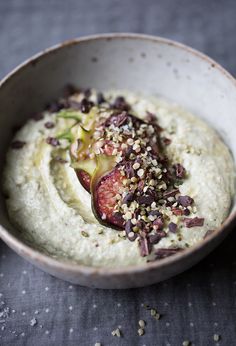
0 34 235 289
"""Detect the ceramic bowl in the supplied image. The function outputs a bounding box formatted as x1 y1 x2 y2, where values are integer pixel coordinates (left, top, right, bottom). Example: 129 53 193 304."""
0 33 235 289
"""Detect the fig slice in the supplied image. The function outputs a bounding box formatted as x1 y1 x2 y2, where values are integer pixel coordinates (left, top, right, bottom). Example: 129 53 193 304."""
91 155 124 229
72 158 97 192
76 169 91 192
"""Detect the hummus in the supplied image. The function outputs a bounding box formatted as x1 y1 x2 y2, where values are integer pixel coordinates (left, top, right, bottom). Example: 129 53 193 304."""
3 89 235 267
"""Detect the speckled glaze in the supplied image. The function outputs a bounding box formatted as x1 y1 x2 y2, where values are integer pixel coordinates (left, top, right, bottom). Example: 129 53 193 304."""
0 33 236 289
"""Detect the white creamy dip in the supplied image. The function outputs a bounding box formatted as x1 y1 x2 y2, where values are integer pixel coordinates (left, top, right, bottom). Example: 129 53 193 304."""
3 90 235 267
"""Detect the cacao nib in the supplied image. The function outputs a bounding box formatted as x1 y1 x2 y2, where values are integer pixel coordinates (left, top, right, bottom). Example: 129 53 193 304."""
137 195 155 206
80 98 94 113
153 217 164 230
125 220 137 241
97 92 106 104
125 146 135 159
155 248 183 259
44 121 55 129
145 111 157 123
145 112 163 132
172 208 184 216
163 137 172 145
123 192 135 205
112 212 124 226
84 88 91 98
148 210 162 217
174 163 186 178
11 140 26 149
125 219 133 234
184 217 204 228
46 101 64 113
137 180 145 191
156 230 166 238
136 219 146 230
63 84 77 97
112 96 130 111
105 111 128 127
183 208 190 216
168 222 177 233
123 161 135 178
139 236 151 257
178 195 194 207
46 137 60 147
149 233 164 244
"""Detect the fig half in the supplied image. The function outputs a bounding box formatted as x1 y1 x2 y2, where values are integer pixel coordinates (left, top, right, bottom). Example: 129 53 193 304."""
91 155 124 229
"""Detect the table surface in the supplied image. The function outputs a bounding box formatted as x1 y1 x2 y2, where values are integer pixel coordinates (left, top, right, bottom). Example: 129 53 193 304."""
1 1 236 345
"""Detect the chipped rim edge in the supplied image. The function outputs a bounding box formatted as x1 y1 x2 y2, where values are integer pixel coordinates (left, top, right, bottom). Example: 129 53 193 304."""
0 32 236 278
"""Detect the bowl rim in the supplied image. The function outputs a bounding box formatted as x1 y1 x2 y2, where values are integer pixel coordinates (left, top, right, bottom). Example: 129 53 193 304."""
0 32 236 277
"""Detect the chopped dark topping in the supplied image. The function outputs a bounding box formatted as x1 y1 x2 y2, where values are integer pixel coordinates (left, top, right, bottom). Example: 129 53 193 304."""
174 163 186 178
168 222 177 233
105 111 128 127
139 236 151 257
145 112 163 131
184 217 204 228
112 96 130 111
63 84 78 97
149 233 165 244
155 248 183 259
80 98 94 113
46 101 64 113
125 219 133 234
183 208 191 216
153 217 164 230
11 140 26 149
97 92 106 104
46 137 60 147
172 208 184 216
148 210 162 218
84 88 91 98
44 121 55 129
122 192 134 205
178 195 194 207
137 195 155 206
123 161 135 178
163 137 171 145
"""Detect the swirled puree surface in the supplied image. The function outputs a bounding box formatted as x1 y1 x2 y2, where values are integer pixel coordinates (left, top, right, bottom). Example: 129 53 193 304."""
3 88 235 267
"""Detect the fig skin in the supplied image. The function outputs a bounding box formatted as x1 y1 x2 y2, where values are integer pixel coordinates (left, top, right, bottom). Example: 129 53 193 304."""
76 169 91 192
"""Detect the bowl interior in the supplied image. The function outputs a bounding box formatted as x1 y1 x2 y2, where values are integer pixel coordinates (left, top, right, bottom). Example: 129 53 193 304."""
0 34 236 251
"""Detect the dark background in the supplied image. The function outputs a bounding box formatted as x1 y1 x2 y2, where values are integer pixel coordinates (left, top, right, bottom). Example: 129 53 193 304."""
0 0 236 345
